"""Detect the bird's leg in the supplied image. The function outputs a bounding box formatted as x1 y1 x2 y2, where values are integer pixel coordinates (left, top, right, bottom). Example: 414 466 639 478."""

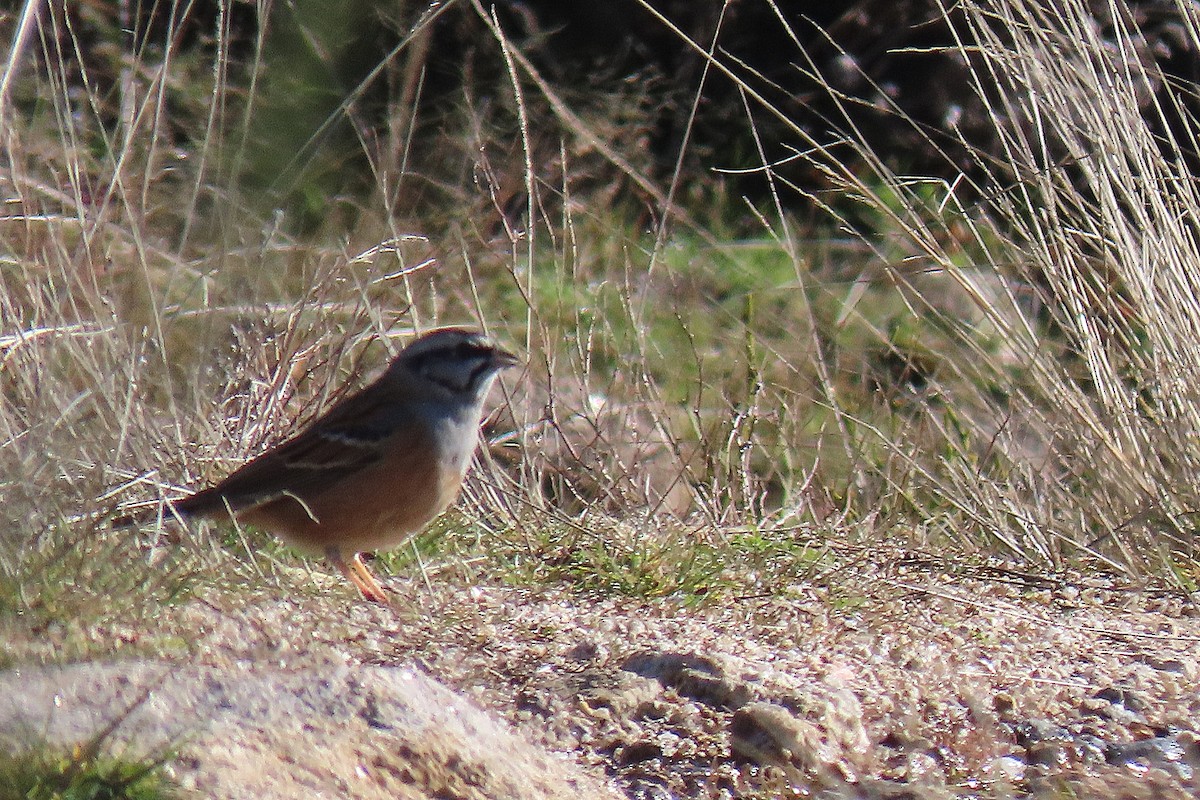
325 546 390 604
350 553 391 603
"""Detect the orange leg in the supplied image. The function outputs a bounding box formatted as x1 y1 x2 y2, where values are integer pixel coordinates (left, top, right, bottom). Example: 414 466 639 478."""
325 547 390 604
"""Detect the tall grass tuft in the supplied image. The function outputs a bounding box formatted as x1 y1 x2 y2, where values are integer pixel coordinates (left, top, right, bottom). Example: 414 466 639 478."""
704 0 1200 580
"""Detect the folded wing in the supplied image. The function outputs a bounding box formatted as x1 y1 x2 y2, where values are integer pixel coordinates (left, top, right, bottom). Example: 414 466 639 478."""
175 389 406 518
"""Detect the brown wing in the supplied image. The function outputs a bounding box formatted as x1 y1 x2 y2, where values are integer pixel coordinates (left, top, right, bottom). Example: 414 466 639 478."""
175 383 406 518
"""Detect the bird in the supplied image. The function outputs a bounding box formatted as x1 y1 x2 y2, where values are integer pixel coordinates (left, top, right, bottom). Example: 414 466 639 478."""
117 327 518 603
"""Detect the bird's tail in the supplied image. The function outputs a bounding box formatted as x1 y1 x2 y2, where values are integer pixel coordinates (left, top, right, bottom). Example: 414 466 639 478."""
115 486 245 527
110 502 188 530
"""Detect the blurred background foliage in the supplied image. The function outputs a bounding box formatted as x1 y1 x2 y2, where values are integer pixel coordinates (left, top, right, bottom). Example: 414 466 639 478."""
47 1 1199 232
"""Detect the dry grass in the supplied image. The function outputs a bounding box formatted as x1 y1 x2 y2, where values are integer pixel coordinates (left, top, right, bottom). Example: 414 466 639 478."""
3 0 1199 659
776 0 1200 581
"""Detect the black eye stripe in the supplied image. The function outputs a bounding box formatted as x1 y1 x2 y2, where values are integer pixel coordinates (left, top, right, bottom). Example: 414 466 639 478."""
410 343 483 367
403 338 503 395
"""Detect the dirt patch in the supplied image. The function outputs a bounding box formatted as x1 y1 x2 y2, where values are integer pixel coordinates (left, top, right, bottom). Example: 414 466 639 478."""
6 561 1199 797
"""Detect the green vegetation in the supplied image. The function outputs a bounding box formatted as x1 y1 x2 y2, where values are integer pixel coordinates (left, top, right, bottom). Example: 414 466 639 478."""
0 738 176 800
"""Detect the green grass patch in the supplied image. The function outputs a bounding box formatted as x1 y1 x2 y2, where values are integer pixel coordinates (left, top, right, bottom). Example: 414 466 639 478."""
458 517 834 602
0 740 178 800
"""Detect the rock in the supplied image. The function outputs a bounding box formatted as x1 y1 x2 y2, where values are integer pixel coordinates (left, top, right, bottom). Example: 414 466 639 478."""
0 660 621 800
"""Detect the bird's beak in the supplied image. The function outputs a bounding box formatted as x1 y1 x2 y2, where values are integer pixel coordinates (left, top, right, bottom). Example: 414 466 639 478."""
491 345 520 369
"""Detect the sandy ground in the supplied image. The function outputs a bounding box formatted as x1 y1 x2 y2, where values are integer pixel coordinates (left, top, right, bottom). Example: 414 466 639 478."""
7 550 1198 798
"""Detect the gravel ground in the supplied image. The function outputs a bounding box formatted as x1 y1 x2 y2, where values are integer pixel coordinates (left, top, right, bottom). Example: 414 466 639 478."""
5 557 1199 798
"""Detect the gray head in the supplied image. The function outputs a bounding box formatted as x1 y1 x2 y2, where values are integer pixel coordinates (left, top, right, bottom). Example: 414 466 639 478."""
390 327 518 400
